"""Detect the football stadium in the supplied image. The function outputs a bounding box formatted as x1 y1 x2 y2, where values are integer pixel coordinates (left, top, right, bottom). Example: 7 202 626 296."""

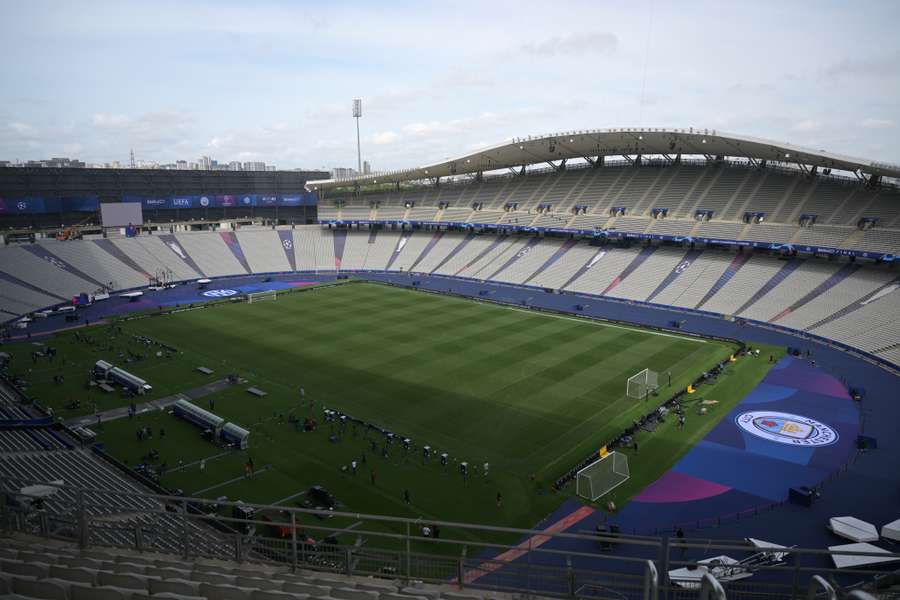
1 4 899 600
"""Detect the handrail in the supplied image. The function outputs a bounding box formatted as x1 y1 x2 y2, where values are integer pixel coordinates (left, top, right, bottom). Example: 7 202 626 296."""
699 572 726 600
642 560 658 600
807 575 836 600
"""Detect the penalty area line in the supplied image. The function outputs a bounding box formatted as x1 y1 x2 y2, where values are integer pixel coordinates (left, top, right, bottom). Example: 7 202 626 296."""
500 305 707 343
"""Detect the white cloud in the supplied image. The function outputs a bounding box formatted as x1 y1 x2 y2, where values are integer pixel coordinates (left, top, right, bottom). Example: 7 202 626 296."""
520 31 618 57
861 118 895 129
370 131 400 145
791 119 821 133
92 114 132 129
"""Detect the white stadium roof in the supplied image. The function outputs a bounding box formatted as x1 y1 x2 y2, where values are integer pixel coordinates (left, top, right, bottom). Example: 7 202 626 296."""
306 128 900 191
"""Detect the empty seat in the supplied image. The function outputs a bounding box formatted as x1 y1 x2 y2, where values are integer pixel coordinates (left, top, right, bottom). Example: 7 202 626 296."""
98 571 150 590
113 562 148 575
400 589 439 600
332 588 380 600
440 592 482 600
150 578 202 596
199 582 255 600
382 593 431 600
49 564 97 585
251 591 307 600
71 586 128 600
60 557 105 570
0 559 49 578
355 582 397 594
236 576 282 590
282 581 330 596
12 577 68 600
192 570 236 585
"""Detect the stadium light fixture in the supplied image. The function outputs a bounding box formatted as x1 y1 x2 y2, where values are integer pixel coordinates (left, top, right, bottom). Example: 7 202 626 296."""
701 139 707 144
638 135 643 140
352 98 363 176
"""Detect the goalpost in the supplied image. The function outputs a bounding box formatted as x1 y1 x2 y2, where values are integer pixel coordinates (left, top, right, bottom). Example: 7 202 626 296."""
627 368 659 399
576 451 630 501
246 290 278 304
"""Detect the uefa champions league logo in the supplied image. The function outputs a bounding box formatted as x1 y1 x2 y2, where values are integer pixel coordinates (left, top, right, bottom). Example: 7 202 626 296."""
675 260 692 274
17 201 27 211
243 196 251 205
736 411 837 447
202 289 238 298
44 256 67 270
200 196 210 207
282 239 293 250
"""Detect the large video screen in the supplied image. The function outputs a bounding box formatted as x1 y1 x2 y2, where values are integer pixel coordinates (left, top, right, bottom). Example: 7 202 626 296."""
101 202 144 227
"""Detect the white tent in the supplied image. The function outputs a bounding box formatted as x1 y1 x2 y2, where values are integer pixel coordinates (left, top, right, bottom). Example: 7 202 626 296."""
829 543 900 569
829 516 879 542
882 518 900 542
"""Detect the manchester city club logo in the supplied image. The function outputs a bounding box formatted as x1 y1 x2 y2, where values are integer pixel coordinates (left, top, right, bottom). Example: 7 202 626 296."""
200 196 210 207
736 411 838 447
202 289 238 298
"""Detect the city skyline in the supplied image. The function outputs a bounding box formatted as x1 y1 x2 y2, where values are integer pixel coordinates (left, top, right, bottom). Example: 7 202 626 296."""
1 1 898 171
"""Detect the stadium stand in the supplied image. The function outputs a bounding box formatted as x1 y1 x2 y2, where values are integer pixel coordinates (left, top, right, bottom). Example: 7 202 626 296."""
174 233 247 278
236 229 292 274
5 224 900 368
110 237 202 282
36 240 148 290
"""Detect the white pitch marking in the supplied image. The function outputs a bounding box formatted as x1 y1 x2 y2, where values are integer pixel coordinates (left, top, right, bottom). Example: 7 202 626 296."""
499 305 707 343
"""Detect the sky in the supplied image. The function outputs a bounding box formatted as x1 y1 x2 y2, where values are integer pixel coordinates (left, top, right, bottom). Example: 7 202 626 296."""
1 0 898 172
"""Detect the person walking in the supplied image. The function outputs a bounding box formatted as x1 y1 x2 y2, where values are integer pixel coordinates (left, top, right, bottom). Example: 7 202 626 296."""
403 489 411 505
496 492 503 508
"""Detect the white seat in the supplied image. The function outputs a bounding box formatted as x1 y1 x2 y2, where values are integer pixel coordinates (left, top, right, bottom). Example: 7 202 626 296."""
282 581 330 596
192 571 236 585
11 578 67 600
236 576 283 590
332 588 379 600
71 586 127 600
97 572 150 591
0 560 49 579
48 564 97 586
199 583 255 600
251 591 308 600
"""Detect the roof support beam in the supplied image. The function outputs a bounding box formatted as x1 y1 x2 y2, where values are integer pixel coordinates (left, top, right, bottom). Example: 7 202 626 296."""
621 155 635 165
545 159 566 172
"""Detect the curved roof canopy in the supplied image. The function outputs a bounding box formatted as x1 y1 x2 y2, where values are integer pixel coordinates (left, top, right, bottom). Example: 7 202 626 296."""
306 128 900 191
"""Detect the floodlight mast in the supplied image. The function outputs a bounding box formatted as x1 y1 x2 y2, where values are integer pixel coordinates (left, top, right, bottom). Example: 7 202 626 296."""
353 98 362 177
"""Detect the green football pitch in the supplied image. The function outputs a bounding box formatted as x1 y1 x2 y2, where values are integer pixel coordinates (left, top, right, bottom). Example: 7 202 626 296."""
6 281 782 535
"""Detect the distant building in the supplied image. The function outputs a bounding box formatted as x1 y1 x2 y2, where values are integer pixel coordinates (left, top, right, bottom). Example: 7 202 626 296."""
363 160 371 174
243 161 266 172
331 167 358 179
228 161 242 171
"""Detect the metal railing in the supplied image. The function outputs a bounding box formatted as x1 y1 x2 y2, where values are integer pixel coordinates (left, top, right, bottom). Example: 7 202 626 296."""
3 477 899 600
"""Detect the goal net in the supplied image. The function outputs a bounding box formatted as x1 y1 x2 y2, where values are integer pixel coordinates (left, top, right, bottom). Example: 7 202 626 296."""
627 368 658 399
247 290 278 304
576 451 630 501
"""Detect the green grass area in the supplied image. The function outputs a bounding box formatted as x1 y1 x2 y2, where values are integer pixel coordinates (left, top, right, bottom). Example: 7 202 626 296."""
4 282 782 543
